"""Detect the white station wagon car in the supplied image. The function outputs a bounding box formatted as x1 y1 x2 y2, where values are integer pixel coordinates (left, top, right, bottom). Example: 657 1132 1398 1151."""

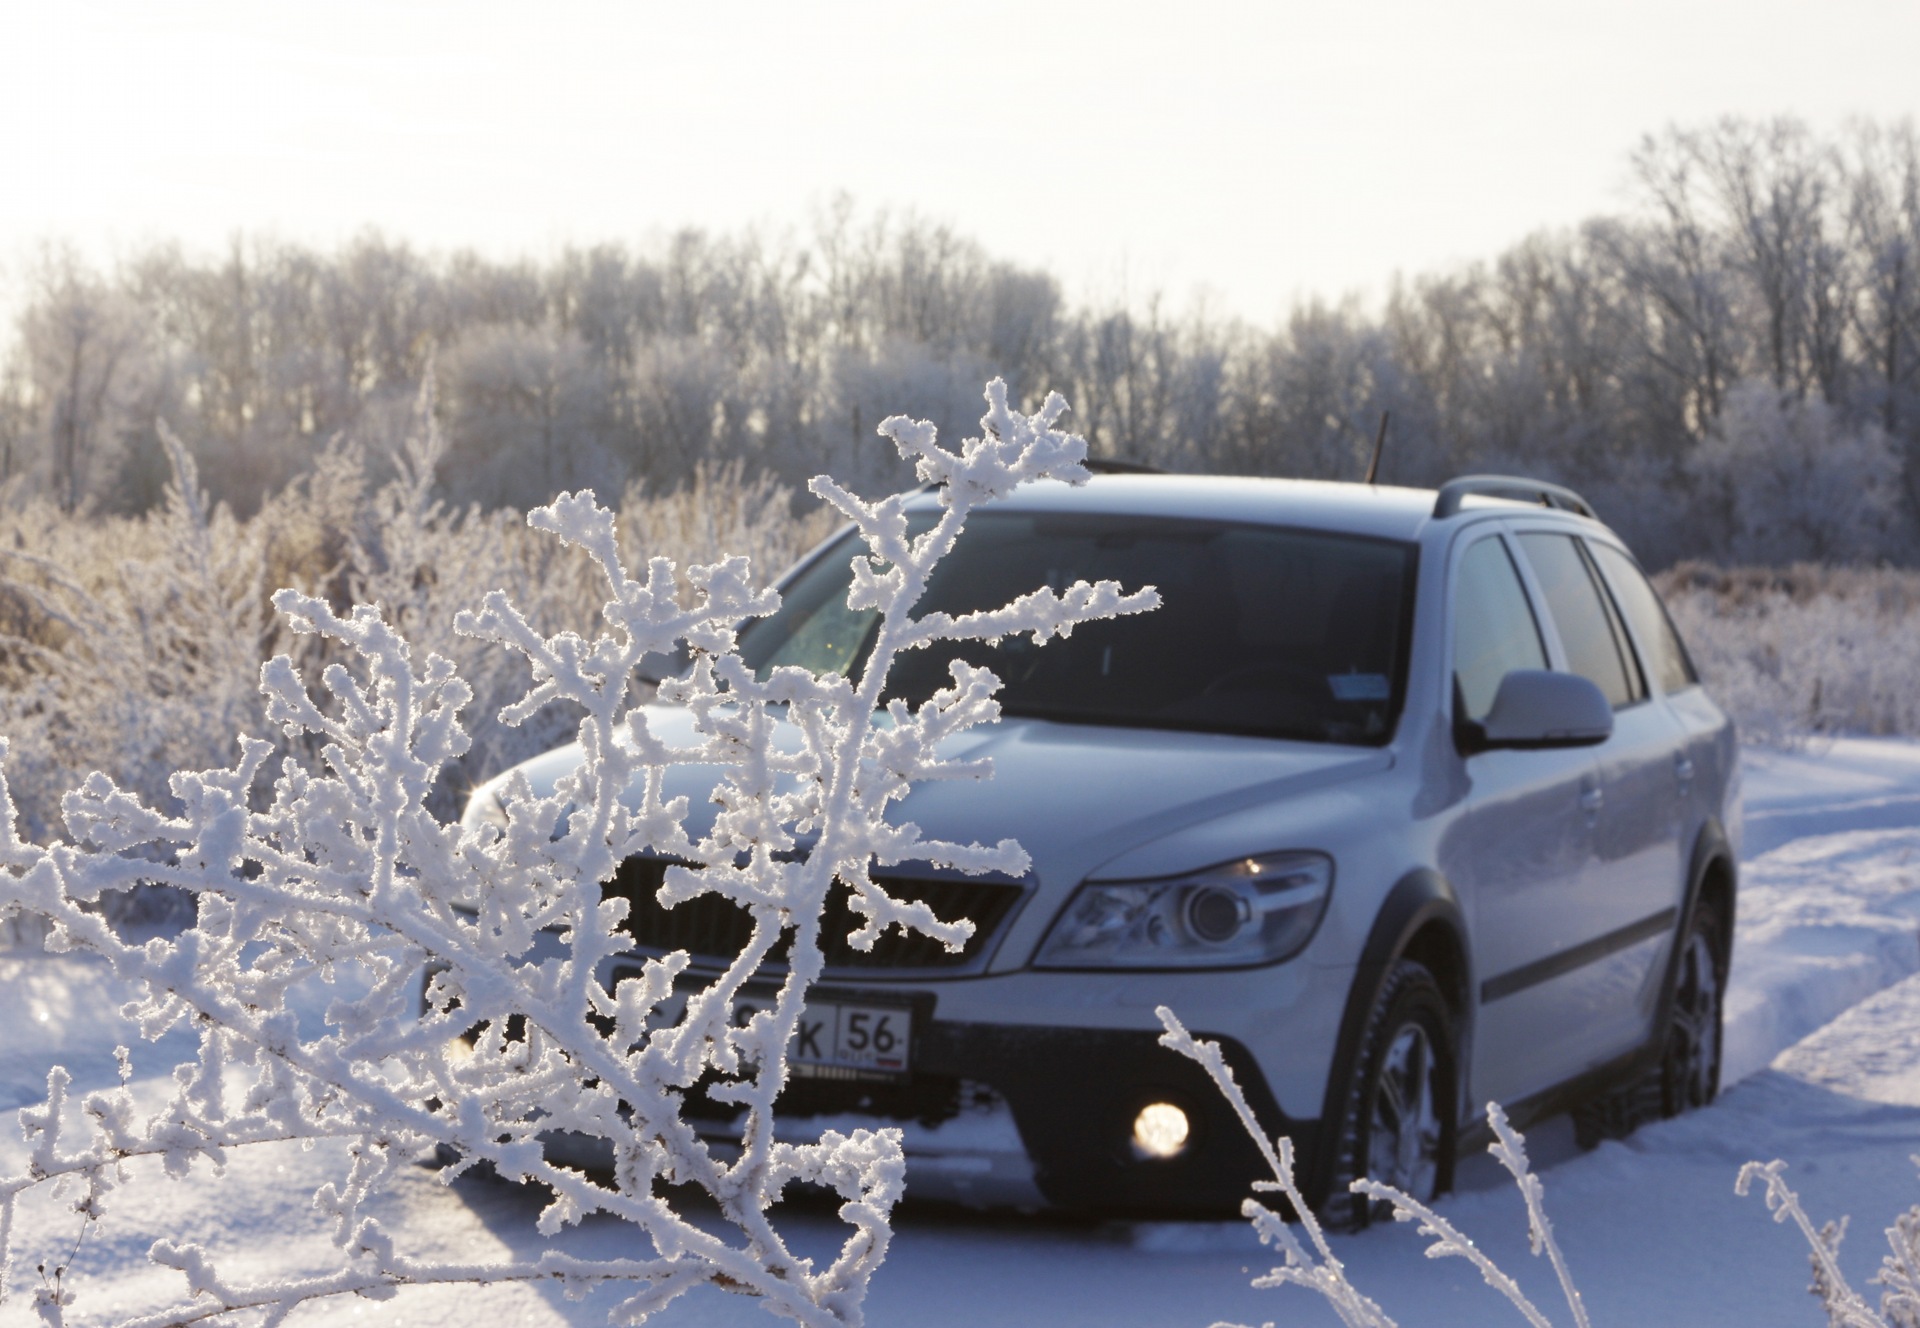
464 472 1738 1221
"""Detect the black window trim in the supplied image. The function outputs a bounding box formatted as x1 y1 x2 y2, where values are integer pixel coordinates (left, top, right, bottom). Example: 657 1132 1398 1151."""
1570 535 1649 710
1583 537 1702 697
1505 523 1650 715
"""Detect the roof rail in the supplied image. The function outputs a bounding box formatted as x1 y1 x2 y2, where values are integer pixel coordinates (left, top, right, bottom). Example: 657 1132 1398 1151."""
916 455 1164 493
1432 474 1598 521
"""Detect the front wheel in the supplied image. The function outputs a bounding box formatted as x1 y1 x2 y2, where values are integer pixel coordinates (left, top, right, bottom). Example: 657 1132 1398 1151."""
1323 958 1457 1230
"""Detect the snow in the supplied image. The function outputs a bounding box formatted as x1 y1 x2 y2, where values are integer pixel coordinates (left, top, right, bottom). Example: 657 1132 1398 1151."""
1725 738 1920 1087
10 737 1920 1326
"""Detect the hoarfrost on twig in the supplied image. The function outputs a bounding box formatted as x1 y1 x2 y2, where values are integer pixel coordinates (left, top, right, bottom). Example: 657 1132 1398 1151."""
0 378 1153 1327
1158 1007 1594 1328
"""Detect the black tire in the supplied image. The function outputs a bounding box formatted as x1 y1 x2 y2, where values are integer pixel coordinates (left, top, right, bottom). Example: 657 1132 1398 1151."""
1572 895 1726 1147
1660 896 1725 1115
1323 958 1457 1230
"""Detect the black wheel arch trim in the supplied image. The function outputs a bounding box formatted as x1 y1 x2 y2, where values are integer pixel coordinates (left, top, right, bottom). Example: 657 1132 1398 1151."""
1687 816 1737 935
1306 867 1471 1209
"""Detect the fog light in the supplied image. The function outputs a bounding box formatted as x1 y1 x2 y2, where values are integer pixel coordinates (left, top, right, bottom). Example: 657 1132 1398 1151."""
1132 1102 1190 1159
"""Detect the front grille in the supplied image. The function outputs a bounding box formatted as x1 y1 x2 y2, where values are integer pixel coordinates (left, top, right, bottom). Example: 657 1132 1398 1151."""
604 856 1025 973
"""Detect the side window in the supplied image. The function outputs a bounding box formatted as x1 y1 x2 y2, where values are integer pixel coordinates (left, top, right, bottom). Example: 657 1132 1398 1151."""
1452 535 1547 723
1515 533 1646 710
1590 543 1698 694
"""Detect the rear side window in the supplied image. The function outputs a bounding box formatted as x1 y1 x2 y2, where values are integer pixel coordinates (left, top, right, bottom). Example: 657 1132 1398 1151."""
1516 533 1645 710
1452 536 1547 723
1589 543 1698 694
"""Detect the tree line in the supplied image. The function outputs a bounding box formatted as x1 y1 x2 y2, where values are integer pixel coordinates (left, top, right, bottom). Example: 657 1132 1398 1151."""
3 116 1917 568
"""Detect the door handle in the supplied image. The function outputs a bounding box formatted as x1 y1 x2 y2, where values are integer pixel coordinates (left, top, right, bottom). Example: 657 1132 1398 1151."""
1580 786 1605 816
1674 755 1695 784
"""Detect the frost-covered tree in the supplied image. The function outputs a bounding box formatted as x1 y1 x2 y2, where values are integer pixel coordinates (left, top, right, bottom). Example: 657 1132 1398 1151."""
0 381 1153 1327
1686 379 1904 563
14 122 1920 563
16 249 148 515
443 321 620 508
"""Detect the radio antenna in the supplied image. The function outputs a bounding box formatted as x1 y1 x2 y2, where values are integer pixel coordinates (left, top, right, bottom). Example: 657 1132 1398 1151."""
1364 411 1390 485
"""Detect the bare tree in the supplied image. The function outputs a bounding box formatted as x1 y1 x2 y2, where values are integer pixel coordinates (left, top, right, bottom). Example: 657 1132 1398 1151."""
18 249 144 512
0 359 29 487
1609 135 1745 435
9 126 1920 568
444 321 617 507
1842 121 1920 521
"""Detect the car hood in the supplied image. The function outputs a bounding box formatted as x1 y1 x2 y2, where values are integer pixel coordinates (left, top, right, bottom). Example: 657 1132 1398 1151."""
481 703 1390 896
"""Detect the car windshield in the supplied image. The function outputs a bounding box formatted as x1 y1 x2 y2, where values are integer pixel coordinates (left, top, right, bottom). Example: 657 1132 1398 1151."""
736 510 1417 745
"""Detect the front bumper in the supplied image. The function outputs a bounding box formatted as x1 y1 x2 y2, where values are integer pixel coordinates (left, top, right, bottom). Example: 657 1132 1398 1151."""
442 941 1330 1215
669 978 1314 1215
898 1016 1308 1214
657 958 1340 1215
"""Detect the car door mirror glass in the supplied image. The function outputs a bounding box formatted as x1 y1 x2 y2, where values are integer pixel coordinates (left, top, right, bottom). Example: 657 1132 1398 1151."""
1465 668 1613 753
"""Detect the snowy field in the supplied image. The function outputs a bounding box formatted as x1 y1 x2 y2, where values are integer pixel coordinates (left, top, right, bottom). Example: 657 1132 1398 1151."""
8 738 1920 1327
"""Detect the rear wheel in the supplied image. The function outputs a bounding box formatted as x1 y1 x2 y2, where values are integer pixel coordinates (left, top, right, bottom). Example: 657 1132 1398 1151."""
1573 894 1725 1146
1324 959 1456 1230
1660 897 1724 1115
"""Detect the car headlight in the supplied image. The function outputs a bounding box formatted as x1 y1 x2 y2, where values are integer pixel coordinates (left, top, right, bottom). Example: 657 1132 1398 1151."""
1032 851 1333 969
462 785 581 843
462 785 511 836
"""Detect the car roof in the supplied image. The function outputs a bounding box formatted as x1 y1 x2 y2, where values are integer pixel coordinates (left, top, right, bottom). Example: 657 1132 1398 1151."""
902 473 1597 544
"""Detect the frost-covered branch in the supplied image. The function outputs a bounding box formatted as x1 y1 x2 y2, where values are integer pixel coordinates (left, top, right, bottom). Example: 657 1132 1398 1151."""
1874 1171 1920 1328
1 379 1153 1327
1155 1007 1395 1328
1157 1008 1592 1328
1481 1104 1592 1328
1171 988 1920 1328
1738 1159 1890 1328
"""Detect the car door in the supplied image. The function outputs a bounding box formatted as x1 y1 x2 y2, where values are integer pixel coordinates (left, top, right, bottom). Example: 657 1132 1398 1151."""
1511 529 1689 1070
1436 527 1601 1108
1587 539 1734 852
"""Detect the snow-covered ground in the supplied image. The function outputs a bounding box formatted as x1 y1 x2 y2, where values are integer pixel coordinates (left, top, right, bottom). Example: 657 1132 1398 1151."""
8 738 1920 1327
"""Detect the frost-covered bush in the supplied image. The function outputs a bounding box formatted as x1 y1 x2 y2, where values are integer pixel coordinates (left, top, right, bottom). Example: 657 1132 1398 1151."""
1685 381 1905 566
0 426 269 845
0 380 841 858
0 380 1152 1326
1658 563 1920 745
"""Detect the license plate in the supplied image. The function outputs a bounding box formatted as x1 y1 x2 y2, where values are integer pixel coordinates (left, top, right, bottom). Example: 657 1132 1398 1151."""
736 995 912 1078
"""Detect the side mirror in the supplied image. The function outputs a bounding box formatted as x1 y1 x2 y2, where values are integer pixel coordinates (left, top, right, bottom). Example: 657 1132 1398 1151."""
1458 669 1612 755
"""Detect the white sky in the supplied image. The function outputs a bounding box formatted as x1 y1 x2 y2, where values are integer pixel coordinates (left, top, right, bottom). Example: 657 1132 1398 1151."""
3 0 1918 327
